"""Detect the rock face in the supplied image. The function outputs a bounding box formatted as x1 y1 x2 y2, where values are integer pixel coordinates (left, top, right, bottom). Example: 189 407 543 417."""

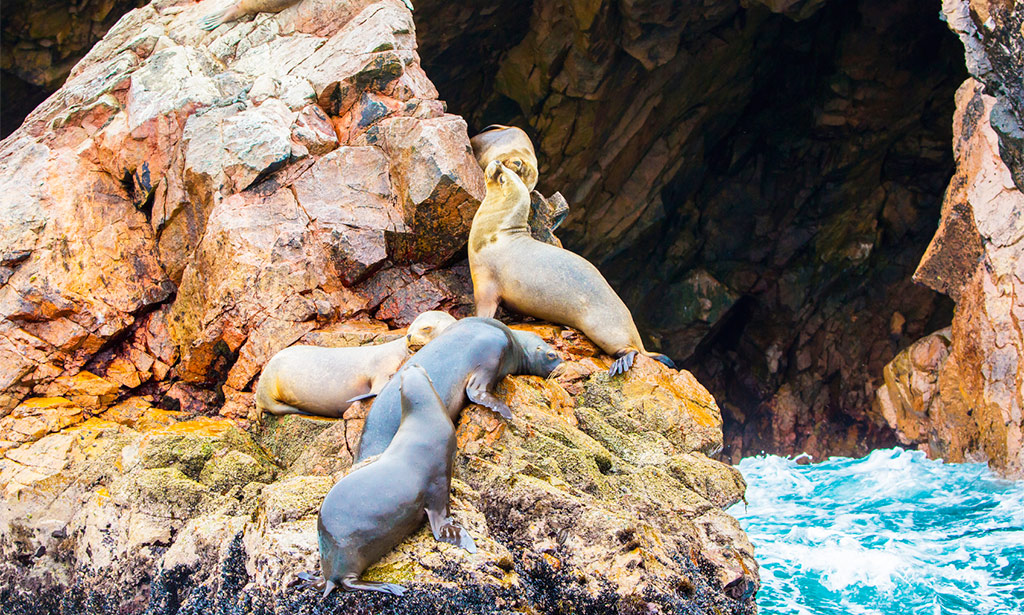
872 72 1024 477
0 325 756 614
0 0 757 612
0 0 978 463
0 0 483 423
1 0 148 137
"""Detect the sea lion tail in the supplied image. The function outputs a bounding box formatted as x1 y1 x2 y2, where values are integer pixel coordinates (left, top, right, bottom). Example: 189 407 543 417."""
322 580 336 598
645 352 676 370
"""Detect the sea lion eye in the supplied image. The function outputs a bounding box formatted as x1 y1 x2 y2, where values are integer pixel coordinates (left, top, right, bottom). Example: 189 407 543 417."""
422 326 432 333
546 351 557 360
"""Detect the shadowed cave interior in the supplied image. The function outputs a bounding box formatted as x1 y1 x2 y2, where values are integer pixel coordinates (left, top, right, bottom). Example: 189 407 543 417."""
413 0 965 462
1 0 967 462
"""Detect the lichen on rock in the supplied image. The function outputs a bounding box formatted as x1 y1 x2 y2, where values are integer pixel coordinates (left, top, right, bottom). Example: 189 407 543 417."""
0 0 758 612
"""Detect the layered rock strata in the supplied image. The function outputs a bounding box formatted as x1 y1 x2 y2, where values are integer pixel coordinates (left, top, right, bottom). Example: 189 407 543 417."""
873 76 1024 477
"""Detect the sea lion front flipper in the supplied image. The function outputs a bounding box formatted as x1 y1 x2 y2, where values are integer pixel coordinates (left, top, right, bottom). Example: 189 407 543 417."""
608 350 638 377
426 508 478 553
198 8 230 31
340 575 407 596
466 373 512 419
346 392 377 404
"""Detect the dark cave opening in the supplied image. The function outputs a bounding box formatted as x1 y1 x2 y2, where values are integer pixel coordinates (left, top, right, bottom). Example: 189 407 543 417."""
415 0 966 461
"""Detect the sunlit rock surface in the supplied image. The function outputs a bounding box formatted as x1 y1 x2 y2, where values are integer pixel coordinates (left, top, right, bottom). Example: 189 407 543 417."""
869 0 1024 478
0 0 975 464
874 75 1024 477
0 0 483 421
0 1 757 612
0 325 756 614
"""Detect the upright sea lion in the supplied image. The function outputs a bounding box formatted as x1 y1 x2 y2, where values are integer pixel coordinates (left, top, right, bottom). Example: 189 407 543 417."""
356 317 563 460
255 310 456 418
317 365 475 597
470 125 539 192
469 160 675 377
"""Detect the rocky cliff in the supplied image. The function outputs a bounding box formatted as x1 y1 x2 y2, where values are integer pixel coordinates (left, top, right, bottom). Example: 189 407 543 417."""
871 0 1024 478
0 1 757 613
2 0 973 464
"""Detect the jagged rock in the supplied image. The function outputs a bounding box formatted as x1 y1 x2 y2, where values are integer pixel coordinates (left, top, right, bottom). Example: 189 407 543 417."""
880 77 1024 477
0 325 755 614
0 0 483 416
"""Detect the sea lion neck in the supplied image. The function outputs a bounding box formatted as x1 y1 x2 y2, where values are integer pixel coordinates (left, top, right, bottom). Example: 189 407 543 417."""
474 175 531 236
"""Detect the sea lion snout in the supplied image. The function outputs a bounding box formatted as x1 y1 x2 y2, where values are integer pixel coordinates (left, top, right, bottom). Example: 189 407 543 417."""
406 310 457 351
485 159 506 184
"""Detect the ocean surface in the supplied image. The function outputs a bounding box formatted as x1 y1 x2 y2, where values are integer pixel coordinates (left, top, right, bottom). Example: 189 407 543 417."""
727 448 1024 615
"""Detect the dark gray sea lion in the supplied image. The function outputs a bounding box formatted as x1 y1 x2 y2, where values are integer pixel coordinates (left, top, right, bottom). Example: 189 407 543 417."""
255 311 455 417
317 365 475 597
356 317 563 461
468 160 675 376
470 124 539 191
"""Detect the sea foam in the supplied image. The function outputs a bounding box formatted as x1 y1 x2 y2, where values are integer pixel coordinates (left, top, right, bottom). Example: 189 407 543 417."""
728 448 1024 615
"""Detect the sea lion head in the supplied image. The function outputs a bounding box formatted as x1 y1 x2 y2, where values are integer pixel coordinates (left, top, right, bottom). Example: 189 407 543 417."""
471 125 539 191
399 364 442 417
406 311 457 351
484 160 528 200
511 330 564 378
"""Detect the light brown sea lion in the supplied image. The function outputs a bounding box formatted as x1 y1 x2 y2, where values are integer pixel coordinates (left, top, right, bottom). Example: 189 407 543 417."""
470 125 539 192
255 310 456 417
316 364 475 596
198 0 300 30
199 0 414 30
468 160 675 376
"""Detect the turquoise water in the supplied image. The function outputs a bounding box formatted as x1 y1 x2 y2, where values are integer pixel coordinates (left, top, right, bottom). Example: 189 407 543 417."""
727 448 1024 615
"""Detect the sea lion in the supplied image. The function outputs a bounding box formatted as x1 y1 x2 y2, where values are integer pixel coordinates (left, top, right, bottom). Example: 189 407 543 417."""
317 365 475 597
198 0 300 30
470 125 539 192
356 317 563 460
199 0 414 30
469 160 675 377
255 310 456 418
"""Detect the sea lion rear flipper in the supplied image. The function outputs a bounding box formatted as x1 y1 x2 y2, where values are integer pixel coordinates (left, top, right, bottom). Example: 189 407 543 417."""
340 575 407 596
426 508 478 554
466 374 512 419
291 571 324 591
608 350 638 377
346 392 377 403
